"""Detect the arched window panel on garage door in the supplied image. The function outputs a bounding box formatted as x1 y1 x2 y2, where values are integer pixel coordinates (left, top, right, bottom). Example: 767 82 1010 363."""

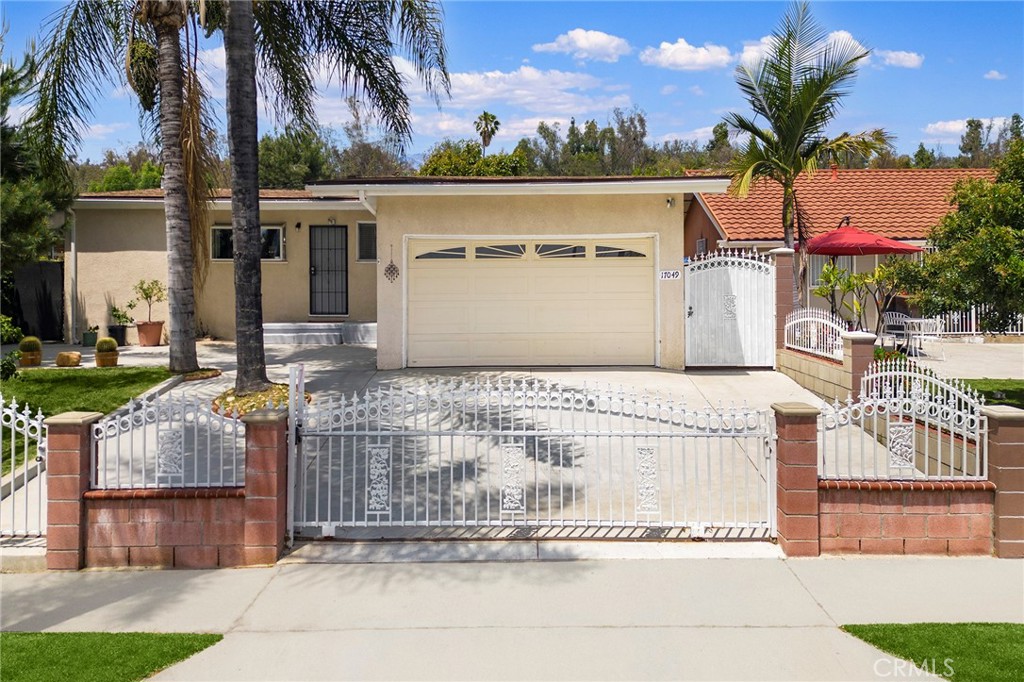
596 244 647 258
535 243 586 258
475 244 526 259
414 246 466 260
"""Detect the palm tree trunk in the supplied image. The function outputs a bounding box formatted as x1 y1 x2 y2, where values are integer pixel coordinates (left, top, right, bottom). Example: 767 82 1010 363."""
782 184 803 309
152 5 198 373
225 0 269 393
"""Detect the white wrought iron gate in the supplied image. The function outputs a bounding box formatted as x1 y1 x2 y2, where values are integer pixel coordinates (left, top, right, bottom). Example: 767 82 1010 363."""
685 250 775 367
288 368 776 540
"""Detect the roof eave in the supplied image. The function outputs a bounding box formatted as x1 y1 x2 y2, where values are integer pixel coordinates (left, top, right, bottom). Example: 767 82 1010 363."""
308 178 732 198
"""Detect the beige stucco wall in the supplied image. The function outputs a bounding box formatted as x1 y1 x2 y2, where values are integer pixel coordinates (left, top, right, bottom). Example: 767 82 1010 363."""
374 193 689 370
67 204 377 343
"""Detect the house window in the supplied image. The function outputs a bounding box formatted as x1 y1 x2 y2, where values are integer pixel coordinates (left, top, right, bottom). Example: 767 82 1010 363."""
695 237 708 255
807 254 853 285
415 246 466 259
536 243 586 258
596 245 646 258
358 222 377 261
475 244 526 259
211 225 284 261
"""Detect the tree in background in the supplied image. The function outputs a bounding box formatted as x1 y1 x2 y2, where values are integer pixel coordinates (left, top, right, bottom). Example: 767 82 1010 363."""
724 1 891 305
0 44 73 279
419 139 527 176
958 118 989 167
474 111 500 157
258 127 342 189
337 99 411 177
87 161 163 192
901 139 1024 333
913 143 936 168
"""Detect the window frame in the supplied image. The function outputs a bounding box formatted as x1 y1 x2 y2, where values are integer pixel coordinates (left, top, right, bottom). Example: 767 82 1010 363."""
357 222 377 262
210 224 286 262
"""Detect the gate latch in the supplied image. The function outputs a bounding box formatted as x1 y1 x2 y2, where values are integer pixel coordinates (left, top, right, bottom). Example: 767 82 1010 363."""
687 306 694 318
309 265 317 276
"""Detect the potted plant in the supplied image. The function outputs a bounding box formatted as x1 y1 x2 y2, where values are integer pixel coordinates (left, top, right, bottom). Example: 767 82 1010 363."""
132 279 167 346
108 301 135 346
95 337 119 367
81 325 99 347
18 336 42 367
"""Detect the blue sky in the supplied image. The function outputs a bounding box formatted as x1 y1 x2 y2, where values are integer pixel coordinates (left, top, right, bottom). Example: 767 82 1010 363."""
3 1 1022 163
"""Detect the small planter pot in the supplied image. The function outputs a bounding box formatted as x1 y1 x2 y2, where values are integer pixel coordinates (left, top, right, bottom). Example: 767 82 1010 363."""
136 321 164 347
107 325 128 346
18 351 42 367
81 330 98 347
95 351 119 368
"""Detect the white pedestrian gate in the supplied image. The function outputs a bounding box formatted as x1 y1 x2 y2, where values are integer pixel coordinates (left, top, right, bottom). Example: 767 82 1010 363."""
288 367 776 541
685 250 775 367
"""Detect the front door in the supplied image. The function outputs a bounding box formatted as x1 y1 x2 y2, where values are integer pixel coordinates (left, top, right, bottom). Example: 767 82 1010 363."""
309 225 348 315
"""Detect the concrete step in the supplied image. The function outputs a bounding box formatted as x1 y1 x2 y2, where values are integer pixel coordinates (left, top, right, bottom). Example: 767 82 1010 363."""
262 322 376 346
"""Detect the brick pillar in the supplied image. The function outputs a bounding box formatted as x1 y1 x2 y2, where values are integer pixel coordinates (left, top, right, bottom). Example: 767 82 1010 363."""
842 331 877 399
45 412 104 570
242 409 289 565
770 248 795 354
772 402 820 556
984 405 1024 558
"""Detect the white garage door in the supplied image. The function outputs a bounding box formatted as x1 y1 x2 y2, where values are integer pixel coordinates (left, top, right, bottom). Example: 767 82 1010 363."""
407 238 655 367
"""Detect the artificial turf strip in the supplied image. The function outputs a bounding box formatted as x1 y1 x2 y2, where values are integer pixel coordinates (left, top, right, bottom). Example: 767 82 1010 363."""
963 379 1024 410
0 366 172 417
0 632 222 682
843 623 1024 681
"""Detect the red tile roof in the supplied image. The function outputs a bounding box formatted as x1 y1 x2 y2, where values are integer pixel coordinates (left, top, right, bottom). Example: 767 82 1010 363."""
699 168 994 242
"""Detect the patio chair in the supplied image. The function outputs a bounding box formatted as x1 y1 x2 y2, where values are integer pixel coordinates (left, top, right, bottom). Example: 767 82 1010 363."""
910 318 945 360
882 311 910 350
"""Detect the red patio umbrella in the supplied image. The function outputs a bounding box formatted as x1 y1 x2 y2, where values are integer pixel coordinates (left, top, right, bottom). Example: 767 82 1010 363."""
802 217 923 256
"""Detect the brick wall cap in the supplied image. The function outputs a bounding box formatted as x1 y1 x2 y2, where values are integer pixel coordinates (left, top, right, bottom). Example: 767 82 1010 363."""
240 408 288 425
769 247 795 255
841 331 877 341
981 405 1024 422
772 402 821 417
45 411 105 426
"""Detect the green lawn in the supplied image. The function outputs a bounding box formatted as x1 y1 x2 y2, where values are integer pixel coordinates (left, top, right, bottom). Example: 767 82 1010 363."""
0 632 222 682
844 623 1024 681
963 379 1024 410
0 366 172 417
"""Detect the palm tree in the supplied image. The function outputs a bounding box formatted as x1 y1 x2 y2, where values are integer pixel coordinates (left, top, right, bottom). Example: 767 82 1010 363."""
37 0 217 374
216 0 449 393
724 1 891 305
474 111 500 156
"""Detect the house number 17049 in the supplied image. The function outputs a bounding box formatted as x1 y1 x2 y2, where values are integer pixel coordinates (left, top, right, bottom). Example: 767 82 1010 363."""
659 270 681 280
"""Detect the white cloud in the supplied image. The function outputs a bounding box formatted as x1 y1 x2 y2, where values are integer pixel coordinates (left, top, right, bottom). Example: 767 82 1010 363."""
984 69 1007 80
533 28 632 63
640 38 733 71
739 36 775 68
688 85 705 96
826 30 871 62
84 122 130 139
657 126 716 143
8 103 32 126
877 49 924 68
660 85 678 96
922 116 1008 143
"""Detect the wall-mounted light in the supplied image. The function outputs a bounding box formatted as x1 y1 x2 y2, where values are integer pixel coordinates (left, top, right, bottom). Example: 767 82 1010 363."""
294 221 302 231
327 216 336 225
666 197 676 209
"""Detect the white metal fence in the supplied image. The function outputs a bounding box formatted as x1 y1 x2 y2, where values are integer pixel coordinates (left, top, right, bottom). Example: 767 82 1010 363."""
290 369 776 539
0 396 47 537
784 308 845 361
932 305 1024 336
819 358 987 481
92 393 246 489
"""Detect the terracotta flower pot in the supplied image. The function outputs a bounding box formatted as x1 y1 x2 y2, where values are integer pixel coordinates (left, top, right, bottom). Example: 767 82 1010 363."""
95 351 119 368
18 351 41 367
136 321 164 347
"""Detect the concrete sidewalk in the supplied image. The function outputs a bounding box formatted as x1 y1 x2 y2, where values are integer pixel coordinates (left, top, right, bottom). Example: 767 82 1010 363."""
2 547 1021 681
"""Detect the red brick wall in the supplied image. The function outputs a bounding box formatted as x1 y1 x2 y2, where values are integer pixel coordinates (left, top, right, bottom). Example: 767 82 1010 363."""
82 490 247 568
819 482 994 555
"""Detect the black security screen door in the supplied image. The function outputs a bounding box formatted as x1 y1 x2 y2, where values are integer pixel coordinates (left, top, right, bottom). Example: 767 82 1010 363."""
309 226 348 315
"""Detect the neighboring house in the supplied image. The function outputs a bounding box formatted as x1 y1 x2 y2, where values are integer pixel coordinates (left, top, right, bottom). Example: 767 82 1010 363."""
685 167 994 290
69 176 729 370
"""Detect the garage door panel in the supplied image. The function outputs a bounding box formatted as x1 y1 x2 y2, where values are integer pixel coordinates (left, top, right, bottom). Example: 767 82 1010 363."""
408 238 655 366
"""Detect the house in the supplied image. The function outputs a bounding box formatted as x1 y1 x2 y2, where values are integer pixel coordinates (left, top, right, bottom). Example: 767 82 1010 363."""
685 167 994 293
68 176 730 370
